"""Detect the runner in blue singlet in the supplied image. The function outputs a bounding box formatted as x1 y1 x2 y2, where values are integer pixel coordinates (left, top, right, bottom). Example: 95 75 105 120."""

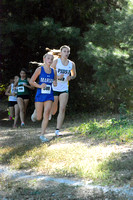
30 52 57 142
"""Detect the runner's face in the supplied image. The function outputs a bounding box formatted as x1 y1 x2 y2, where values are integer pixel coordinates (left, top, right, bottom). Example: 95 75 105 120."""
20 71 26 79
44 54 54 66
61 48 70 59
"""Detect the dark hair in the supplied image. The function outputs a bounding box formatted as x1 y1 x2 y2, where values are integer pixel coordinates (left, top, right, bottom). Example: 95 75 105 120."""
20 68 28 74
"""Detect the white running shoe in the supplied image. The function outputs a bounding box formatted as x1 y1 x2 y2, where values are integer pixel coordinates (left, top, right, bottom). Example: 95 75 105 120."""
39 135 49 142
55 129 62 136
31 113 36 122
49 114 52 120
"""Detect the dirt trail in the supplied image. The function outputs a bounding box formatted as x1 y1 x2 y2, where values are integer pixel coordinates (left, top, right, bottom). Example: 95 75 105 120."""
0 164 133 200
0 100 133 199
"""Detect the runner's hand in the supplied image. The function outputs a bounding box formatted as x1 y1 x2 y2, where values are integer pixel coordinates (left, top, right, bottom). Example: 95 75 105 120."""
12 92 16 96
40 83 46 89
53 80 57 87
67 76 71 81
23 83 27 87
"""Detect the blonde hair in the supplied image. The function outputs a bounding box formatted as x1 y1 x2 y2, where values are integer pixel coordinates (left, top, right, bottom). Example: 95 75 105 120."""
43 51 54 60
45 45 70 58
45 47 60 57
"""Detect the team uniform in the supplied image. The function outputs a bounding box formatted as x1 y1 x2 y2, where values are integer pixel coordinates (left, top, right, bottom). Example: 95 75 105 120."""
8 83 17 107
35 66 55 102
52 58 73 95
17 78 30 99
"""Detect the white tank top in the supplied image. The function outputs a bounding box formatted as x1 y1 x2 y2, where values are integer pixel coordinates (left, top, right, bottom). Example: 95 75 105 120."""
52 58 73 92
9 83 17 102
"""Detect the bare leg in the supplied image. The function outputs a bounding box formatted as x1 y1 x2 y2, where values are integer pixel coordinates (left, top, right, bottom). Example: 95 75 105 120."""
35 102 44 120
23 99 29 119
17 97 25 123
56 93 69 130
41 101 53 134
49 96 59 120
51 96 59 115
9 106 14 119
13 104 19 127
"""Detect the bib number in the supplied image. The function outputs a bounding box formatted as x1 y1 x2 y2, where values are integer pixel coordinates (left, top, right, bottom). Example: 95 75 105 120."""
41 85 51 94
18 86 24 93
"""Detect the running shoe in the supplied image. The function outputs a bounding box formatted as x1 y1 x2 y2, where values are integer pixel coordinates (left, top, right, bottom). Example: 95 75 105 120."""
21 122 25 127
55 129 62 136
31 113 37 122
40 135 49 142
49 114 52 120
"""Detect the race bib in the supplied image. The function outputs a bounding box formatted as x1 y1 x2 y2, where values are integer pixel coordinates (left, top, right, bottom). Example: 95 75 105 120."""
41 85 51 94
18 86 24 92
60 77 65 81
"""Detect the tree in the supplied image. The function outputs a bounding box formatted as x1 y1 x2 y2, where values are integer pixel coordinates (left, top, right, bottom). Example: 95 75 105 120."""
78 0 133 111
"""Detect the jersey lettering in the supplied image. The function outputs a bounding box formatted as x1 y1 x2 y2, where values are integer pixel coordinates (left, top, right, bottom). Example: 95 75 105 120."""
58 69 71 74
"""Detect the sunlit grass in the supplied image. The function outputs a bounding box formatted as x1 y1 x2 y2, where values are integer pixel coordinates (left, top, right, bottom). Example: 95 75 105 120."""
0 140 131 186
71 118 133 142
0 147 13 163
0 115 132 187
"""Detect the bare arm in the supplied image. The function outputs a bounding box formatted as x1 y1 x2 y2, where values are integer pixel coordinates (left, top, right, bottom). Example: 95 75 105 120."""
5 84 16 96
71 62 76 79
5 85 11 96
23 78 34 90
29 67 46 89
67 62 76 81
53 69 57 87
14 77 19 87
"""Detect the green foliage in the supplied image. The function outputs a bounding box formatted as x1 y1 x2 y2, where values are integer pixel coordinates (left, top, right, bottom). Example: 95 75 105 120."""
73 117 133 142
118 103 127 120
1 17 80 80
1 0 131 112
0 84 7 97
78 1 133 111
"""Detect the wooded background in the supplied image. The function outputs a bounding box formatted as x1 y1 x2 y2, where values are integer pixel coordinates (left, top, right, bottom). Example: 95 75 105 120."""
1 0 133 113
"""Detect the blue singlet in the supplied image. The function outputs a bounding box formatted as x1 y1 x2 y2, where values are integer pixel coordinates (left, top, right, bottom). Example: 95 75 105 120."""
35 66 54 102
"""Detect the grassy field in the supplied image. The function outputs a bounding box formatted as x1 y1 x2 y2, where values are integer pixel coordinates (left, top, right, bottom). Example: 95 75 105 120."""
0 111 133 188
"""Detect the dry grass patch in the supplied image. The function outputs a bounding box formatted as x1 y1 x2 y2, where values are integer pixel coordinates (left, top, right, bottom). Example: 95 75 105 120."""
2 140 131 186
0 112 133 187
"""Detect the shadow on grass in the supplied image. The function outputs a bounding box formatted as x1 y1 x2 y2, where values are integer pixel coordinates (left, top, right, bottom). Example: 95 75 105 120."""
0 137 42 165
0 180 128 200
0 110 14 128
97 150 133 186
0 133 74 167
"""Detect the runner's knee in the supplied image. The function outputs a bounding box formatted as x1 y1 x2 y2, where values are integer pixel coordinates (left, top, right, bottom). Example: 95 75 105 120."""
59 106 66 114
20 107 25 112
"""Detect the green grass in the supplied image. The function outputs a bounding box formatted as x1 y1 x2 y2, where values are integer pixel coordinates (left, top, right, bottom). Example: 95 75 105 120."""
71 117 133 142
0 114 133 187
